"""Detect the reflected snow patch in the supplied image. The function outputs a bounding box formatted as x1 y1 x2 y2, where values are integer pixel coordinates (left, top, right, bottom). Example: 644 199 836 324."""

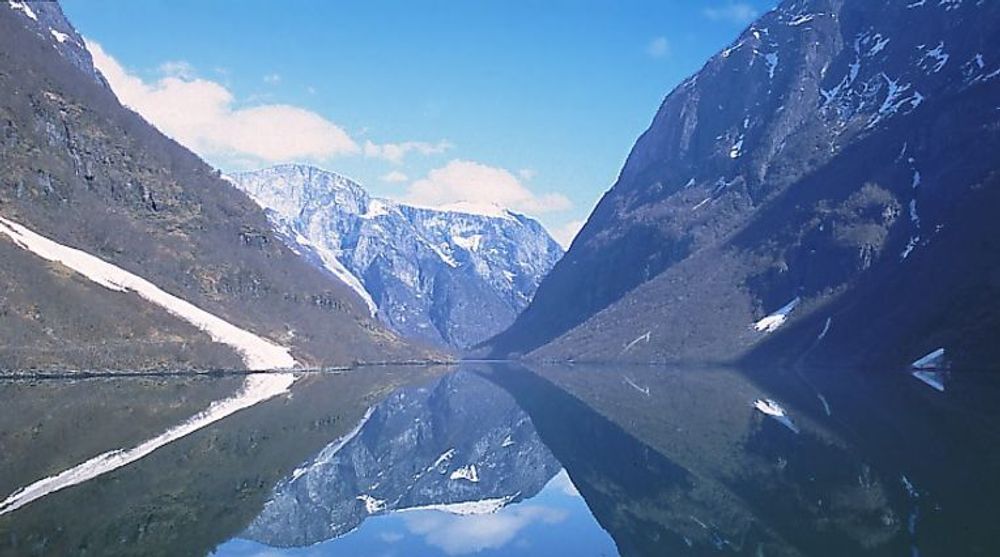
0 373 296 515
753 398 800 433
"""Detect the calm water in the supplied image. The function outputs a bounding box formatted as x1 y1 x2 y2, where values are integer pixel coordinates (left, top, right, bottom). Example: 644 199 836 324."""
1 363 998 556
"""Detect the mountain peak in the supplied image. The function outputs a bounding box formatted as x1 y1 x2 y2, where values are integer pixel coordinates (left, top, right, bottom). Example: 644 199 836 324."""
5 1 109 88
229 167 564 350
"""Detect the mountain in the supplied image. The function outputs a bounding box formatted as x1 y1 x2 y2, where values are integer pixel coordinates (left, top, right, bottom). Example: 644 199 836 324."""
242 370 561 548
0 1 430 370
484 0 1000 370
230 165 563 350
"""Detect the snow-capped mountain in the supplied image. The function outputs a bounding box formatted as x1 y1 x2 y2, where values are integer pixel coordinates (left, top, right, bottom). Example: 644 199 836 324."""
242 371 561 548
486 0 1000 369
230 165 564 350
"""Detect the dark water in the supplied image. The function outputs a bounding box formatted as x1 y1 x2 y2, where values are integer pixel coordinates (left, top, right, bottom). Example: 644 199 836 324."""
1 363 998 556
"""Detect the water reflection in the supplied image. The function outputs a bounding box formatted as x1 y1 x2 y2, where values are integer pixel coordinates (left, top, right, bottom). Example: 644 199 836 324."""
235 371 563 549
1 362 998 556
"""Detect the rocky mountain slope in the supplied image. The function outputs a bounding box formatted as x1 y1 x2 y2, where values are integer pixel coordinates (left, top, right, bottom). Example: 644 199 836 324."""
485 0 1000 370
231 165 563 350
0 1 429 370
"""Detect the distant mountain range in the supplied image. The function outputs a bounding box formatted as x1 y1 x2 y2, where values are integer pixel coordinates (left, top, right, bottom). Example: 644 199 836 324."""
231 165 563 351
0 1 432 370
484 0 1000 370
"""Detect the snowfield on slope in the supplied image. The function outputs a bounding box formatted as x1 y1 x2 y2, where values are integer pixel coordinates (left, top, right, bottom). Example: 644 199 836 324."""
0 216 298 370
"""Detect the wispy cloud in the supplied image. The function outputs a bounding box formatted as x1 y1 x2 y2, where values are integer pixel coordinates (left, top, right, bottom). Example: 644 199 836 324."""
364 139 453 164
88 40 358 169
703 3 759 25
263 73 281 84
646 36 671 59
404 160 572 215
381 170 409 183
158 60 196 79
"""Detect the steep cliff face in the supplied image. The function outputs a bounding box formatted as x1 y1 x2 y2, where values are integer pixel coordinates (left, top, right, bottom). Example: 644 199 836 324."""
486 0 1000 369
0 2 429 369
232 165 563 350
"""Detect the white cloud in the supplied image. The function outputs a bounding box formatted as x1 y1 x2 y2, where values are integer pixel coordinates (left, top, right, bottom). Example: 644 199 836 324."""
517 168 537 180
646 36 671 59
158 60 196 79
263 73 281 84
551 219 585 249
381 170 409 183
402 505 567 555
364 139 453 164
404 160 572 215
703 3 760 25
548 469 582 497
87 40 359 169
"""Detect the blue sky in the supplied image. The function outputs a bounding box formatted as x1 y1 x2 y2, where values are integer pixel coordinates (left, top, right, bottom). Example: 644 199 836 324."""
62 0 777 245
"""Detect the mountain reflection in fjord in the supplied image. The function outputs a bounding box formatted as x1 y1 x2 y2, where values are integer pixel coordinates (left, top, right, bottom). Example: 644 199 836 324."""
2 363 999 556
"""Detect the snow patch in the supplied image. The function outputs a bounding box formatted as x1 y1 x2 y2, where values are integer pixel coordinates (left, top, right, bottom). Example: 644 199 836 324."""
867 74 923 129
357 494 387 514
622 331 651 352
788 14 816 26
691 197 712 211
912 348 946 370
429 449 456 472
921 42 950 73
293 232 378 317
362 198 392 219
817 317 832 341
396 494 517 516
911 348 947 391
753 297 800 333
0 217 298 370
623 376 650 397
8 1 37 21
453 234 484 253
729 136 745 159
49 28 69 43
450 464 480 483
764 52 779 79
901 236 921 260
817 394 832 416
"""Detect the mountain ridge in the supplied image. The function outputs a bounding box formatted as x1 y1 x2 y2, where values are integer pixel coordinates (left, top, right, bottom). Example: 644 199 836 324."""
230 164 563 351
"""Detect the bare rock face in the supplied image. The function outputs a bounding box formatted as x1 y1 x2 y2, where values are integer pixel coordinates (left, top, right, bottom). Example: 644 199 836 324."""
487 0 1000 369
